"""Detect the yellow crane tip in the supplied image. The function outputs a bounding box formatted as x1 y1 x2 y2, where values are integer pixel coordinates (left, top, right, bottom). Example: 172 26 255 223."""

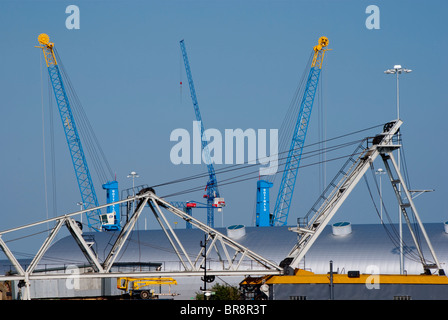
319 36 329 47
38 33 50 45
314 36 329 52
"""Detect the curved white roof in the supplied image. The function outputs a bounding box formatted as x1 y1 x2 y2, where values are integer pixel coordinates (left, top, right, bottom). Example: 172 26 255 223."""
38 222 448 275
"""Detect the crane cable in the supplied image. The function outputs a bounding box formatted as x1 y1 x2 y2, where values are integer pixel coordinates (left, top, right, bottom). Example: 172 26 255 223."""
162 146 367 199
250 51 312 225
151 119 384 193
40 52 50 224
54 48 115 184
154 136 366 196
364 162 434 266
266 52 313 186
157 130 380 200
251 50 325 224
40 52 59 221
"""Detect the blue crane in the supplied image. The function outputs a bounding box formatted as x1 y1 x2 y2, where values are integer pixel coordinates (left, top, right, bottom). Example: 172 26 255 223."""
170 201 212 229
120 183 202 229
257 36 330 227
179 39 224 228
37 34 120 232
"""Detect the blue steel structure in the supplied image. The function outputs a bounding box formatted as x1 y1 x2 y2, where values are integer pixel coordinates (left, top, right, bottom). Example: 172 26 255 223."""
120 183 210 230
179 39 222 228
37 34 120 232
257 36 330 227
255 180 273 227
102 181 120 229
170 201 211 229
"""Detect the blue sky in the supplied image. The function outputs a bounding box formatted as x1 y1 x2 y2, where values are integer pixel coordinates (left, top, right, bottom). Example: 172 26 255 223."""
1 0 447 255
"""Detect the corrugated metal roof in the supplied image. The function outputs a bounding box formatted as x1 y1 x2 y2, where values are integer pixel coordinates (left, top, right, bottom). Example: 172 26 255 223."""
38 222 448 275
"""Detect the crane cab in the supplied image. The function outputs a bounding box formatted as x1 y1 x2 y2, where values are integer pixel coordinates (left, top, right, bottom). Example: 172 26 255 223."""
213 197 225 212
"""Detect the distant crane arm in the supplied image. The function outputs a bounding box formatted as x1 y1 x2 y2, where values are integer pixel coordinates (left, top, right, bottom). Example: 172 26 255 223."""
271 37 330 226
179 40 223 227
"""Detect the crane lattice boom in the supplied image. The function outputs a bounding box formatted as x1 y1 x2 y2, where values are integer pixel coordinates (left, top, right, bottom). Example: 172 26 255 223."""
271 36 330 226
179 40 223 228
36 34 119 231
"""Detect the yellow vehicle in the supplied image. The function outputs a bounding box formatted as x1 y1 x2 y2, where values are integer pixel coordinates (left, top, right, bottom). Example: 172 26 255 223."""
117 277 178 300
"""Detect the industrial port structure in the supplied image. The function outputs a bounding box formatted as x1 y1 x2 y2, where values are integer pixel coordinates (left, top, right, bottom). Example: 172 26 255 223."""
0 34 447 300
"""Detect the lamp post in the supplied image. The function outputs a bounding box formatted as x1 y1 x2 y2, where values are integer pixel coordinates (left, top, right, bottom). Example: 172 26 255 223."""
77 202 84 225
384 64 411 274
375 168 386 224
127 171 139 213
384 65 412 120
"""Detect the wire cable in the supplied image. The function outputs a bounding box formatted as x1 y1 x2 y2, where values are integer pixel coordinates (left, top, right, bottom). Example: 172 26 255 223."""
160 145 369 200
365 163 433 266
54 48 114 184
40 52 50 226
152 123 384 193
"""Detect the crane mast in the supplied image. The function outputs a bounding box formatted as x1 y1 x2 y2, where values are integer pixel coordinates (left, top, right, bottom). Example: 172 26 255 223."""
269 36 330 226
179 40 223 228
37 34 119 232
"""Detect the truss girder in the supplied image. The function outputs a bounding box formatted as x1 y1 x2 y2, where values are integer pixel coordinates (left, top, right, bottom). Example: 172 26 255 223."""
0 190 281 299
282 120 443 276
147 191 282 273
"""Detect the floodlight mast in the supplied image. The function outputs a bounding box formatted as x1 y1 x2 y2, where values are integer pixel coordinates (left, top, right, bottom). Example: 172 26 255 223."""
384 65 412 120
384 64 412 274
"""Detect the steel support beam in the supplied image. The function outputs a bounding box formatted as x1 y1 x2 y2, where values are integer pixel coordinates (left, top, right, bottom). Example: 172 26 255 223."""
0 236 25 276
284 121 402 272
149 192 282 272
381 151 443 274
283 120 444 276
0 188 282 300
148 200 195 270
102 196 149 272
65 217 105 273
26 219 65 274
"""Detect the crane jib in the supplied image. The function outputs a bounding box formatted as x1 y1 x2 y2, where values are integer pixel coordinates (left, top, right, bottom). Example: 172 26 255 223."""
271 45 327 226
47 62 102 231
179 39 222 228
37 34 119 232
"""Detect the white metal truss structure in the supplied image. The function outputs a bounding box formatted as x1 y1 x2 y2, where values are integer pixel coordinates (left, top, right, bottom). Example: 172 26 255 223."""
0 189 282 300
281 119 444 276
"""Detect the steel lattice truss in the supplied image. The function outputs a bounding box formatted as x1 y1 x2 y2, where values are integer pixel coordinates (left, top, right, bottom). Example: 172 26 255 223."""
0 190 282 300
282 120 443 275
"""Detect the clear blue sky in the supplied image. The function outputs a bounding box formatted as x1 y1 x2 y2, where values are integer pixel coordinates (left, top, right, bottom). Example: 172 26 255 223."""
1 0 447 255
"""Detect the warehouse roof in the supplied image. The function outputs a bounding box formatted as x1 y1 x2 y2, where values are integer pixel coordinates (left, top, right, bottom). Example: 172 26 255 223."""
36 222 448 275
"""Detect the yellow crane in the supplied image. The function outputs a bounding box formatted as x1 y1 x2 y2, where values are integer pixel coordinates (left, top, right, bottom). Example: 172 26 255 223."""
117 277 178 300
